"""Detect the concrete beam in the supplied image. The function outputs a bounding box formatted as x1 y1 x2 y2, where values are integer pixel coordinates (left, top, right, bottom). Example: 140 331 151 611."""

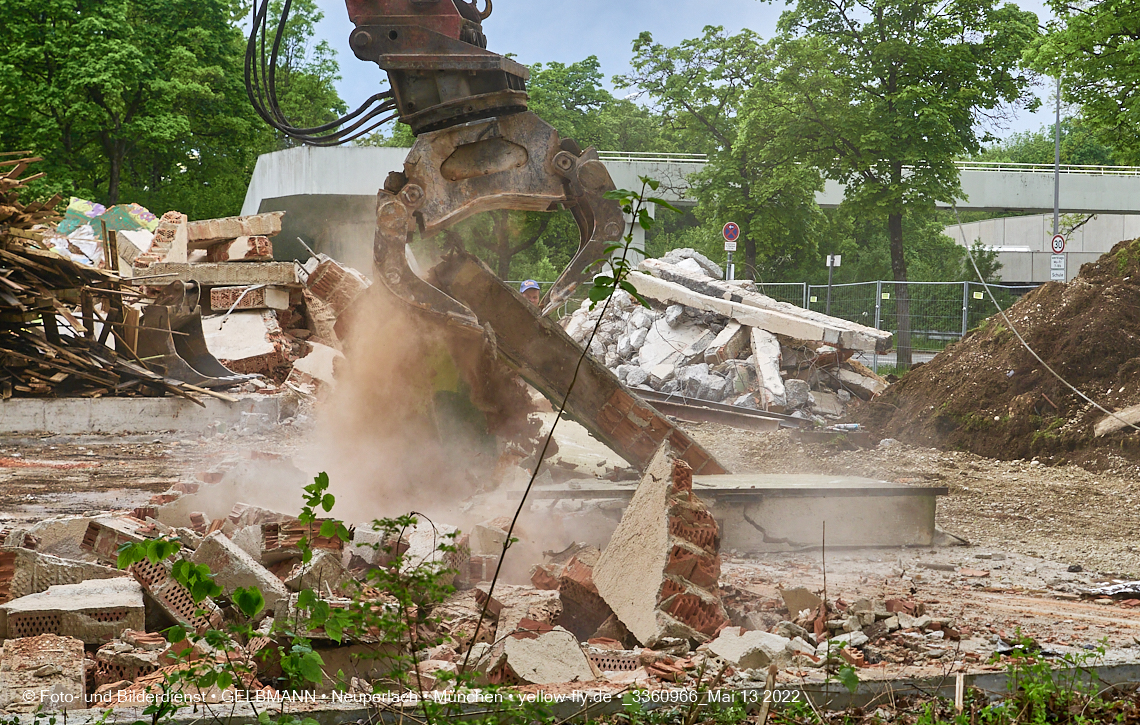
629 272 848 348
136 262 298 286
0 395 291 435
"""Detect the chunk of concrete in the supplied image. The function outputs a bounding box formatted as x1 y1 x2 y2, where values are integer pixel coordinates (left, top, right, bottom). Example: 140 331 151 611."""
637 259 892 352
478 584 562 638
500 627 596 685
128 556 223 630
80 517 155 565
784 379 811 409
662 248 724 278
0 549 126 606
638 319 709 371
186 211 284 246
283 549 349 595
189 532 289 618
704 321 749 365
837 366 888 399
402 522 469 589
750 328 786 407
201 310 286 376
0 634 86 712
708 627 792 670
780 588 821 618
810 390 844 417
0 578 144 644
288 341 344 389
529 546 613 641
593 445 729 647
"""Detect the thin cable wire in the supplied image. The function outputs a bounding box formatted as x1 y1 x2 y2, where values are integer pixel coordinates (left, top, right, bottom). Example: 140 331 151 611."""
953 206 1140 434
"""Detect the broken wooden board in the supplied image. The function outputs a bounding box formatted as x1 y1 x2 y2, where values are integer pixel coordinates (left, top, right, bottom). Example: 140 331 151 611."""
433 251 728 475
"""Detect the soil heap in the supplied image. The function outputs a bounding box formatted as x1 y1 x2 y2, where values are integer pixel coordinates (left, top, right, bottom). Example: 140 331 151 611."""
861 238 1140 468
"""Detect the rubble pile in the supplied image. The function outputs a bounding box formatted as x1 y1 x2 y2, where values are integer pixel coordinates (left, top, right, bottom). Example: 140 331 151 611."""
863 238 1140 465
0 156 244 401
561 249 891 421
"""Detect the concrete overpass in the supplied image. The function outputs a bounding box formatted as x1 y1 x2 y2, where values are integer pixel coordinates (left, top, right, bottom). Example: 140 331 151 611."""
241 146 1140 272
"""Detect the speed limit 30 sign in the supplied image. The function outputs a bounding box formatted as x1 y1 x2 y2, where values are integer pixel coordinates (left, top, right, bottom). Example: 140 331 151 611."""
1051 234 1066 254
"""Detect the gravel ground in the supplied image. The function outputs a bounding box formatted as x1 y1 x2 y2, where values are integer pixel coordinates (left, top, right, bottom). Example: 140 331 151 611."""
684 423 1140 579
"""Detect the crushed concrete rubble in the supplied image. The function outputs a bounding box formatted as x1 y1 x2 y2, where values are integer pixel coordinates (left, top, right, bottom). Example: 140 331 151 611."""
561 249 891 421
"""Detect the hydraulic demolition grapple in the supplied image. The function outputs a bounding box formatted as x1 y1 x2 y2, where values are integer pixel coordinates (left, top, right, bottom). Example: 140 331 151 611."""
246 0 625 322
243 0 728 474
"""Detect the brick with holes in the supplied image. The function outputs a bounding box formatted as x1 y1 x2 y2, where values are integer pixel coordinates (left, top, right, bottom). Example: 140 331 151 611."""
0 549 127 606
0 634 87 712
593 443 730 647
529 544 614 642
128 557 223 631
80 517 156 566
0 577 144 644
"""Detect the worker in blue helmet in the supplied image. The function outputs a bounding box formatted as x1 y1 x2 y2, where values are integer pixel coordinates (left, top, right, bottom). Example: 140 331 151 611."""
519 279 541 306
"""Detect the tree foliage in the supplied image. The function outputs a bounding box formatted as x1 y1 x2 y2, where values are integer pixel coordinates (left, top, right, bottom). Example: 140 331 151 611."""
1028 0 1140 164
976 117 1119 166
0 0 344 220
749 0 1039 362
620 28 824 281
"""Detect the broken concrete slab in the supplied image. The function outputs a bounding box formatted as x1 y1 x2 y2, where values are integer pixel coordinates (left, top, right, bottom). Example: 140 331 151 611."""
707 626 792 670
80 517 155 565
138 262 298 286
593 445 729 647
1095 402 1140 437
286 341 344 390
209 285 290 312
402 522 469 589
186 211 284 247
811 390 844 417
780 588 822 618
837 366 888 400
499 627 597 685
0 548 127 605
189 532 289 618
0 577 144 644
704 321 749 365
638 259 893 353
0 634 86 712
201 310 283 373
478 584 562 638
750 328 786 408
637 319 710 372
530 545 613 641
283 549 348 594
662 248 723 279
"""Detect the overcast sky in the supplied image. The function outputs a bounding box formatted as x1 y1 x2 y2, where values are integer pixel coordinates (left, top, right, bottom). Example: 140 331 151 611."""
309 0 1056 143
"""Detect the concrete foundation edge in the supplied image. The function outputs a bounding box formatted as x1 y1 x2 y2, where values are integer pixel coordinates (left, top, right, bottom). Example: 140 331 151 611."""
0 396 293 435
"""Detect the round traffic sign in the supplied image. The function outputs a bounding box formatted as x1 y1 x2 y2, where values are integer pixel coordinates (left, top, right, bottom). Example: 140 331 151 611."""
1051 234 1066 254
722 222 740 243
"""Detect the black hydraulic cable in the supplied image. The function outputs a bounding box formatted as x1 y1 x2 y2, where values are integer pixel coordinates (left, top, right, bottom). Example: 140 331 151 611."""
244 0 397 145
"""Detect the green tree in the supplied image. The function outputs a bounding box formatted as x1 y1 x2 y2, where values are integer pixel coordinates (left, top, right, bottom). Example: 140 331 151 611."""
619 27 825 282
976 117 1119 166
1028 0 1140 164
0 0 261 219
759 0 1039 365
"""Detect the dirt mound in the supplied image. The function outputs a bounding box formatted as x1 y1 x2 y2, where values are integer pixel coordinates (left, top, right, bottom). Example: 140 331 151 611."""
860 238 1140 468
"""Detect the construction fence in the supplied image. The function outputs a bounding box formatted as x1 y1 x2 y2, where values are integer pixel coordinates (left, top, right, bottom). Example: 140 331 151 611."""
518 279 1039 373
